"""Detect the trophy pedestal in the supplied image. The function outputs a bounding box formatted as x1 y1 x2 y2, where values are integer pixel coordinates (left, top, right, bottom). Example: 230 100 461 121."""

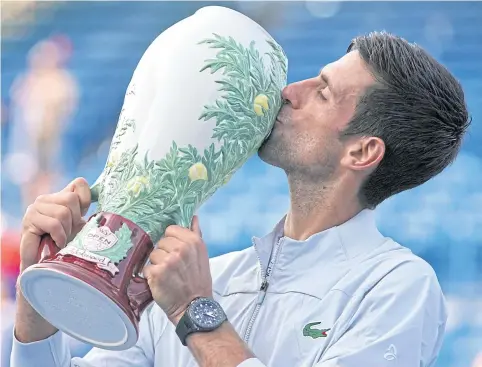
19 212 155 350
20 264 138 349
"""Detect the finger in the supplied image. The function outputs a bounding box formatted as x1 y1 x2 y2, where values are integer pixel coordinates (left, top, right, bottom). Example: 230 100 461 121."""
149 248 169 265
190 215 202 238
164 224 199 243
35 197 86 244
142 263 154 280
62 177 92 216
156 237 184 253
36 191 82 226
35 202 73 240
142 264 166 284
23 208 68 249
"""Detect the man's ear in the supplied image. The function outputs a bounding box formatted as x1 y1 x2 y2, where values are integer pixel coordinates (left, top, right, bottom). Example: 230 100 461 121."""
340 136 385 172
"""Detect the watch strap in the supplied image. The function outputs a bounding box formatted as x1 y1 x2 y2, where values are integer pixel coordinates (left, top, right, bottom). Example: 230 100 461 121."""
176 310 200 346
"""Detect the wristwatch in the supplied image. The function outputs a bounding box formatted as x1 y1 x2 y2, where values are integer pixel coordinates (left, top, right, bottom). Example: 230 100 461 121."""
175 297 227 346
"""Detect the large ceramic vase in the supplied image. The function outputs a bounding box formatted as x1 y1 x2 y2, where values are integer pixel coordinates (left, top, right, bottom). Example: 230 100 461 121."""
19 6 287 350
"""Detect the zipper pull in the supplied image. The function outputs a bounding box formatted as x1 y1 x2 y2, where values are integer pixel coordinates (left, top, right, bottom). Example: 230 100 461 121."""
257 280 269 305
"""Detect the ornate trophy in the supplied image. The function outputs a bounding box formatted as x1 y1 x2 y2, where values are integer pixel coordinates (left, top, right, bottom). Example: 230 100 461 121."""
19 6 287 350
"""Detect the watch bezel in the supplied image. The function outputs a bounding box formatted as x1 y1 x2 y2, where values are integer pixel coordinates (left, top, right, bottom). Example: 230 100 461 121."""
187 297 226 330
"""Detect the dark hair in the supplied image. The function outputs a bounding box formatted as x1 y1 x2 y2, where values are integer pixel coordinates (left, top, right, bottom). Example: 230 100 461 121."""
341 31 471 209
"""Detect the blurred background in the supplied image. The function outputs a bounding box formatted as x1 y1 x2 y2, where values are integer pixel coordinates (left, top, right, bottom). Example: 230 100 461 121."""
1 1 481 366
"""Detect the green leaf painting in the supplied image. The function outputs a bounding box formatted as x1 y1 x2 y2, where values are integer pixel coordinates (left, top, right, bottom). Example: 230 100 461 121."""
87 34 287 263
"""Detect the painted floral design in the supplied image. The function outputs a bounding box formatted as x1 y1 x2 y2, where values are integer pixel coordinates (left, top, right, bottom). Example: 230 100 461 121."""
253 94 269 116
189 163 209 181
89 34 287 261
126 176 150 198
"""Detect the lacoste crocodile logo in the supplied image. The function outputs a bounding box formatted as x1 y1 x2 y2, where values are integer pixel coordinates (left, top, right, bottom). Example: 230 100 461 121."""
303 322 331 339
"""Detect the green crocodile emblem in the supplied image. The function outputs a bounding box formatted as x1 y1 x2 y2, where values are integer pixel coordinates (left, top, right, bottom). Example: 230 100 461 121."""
303 322 330 339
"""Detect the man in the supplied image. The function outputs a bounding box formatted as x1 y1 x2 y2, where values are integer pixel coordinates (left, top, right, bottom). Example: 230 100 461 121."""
11 32 470 367
9 36 78 209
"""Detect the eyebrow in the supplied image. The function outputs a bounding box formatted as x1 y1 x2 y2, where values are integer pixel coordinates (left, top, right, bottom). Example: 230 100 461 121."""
319 69 335 94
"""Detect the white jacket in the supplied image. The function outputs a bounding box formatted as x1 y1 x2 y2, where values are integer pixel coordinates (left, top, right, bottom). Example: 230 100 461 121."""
11 209 447 367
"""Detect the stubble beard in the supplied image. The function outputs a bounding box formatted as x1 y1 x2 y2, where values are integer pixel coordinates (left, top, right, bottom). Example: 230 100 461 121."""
258 128 290 170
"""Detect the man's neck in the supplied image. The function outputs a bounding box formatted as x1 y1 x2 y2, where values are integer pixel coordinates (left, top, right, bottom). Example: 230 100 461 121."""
284 174 363 241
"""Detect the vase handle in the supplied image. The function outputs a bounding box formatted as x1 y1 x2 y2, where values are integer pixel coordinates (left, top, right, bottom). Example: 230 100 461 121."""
37 234 61 262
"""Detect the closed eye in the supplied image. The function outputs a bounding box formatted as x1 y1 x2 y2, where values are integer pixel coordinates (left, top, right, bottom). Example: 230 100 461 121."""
318 88 328 101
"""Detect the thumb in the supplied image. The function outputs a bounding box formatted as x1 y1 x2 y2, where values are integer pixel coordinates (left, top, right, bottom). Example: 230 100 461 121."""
63 177 92 216
190 215 202 237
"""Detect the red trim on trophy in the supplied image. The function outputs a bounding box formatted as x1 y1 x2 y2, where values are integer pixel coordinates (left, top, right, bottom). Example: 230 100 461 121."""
34 212 155 326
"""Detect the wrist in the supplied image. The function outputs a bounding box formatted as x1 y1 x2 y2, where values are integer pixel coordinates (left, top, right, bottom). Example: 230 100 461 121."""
168 297 200 326
175 297 227 346
186 321 255 366
168 294 214 326
15 292 58 343
185 320 229 346
169 310 186 326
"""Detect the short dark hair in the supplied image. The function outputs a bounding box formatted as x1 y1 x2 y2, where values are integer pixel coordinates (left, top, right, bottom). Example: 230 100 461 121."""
341 31 471 209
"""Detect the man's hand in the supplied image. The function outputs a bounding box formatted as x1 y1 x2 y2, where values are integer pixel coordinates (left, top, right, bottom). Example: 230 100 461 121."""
143 215 213 324
144 215 258 367
15 177 91 343
20 177 91 271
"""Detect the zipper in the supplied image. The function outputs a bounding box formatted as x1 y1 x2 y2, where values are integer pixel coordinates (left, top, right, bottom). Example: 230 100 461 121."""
243 236 284 343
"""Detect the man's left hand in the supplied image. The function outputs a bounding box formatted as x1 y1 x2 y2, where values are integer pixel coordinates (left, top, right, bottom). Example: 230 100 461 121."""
143 215 213 325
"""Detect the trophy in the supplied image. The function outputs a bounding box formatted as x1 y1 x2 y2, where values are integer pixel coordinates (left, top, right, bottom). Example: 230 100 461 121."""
19 6 287 351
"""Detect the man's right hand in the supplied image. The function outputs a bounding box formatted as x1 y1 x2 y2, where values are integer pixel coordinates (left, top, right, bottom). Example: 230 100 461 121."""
20 177 91 271
15 177 91 343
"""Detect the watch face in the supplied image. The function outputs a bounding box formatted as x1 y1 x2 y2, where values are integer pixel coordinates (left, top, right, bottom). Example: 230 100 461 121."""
188 298 225 329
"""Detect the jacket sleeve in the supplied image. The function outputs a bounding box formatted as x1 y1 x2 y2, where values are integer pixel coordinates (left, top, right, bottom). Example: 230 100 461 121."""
11 303 165 367
236 359 266 367
317 262 447 367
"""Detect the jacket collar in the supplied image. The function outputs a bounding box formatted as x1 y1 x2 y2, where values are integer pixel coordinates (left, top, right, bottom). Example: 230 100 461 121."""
252 209 386 276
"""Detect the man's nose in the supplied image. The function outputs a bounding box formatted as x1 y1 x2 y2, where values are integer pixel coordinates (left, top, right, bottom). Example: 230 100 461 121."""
281 81 303 109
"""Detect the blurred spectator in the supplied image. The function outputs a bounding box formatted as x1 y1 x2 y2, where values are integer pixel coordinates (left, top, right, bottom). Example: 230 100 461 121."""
1 231 21 284
1 99 9 157
1 229 19 367
7 35 79 210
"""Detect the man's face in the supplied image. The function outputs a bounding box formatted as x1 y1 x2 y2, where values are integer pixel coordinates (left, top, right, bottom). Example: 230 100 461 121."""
259 50 375 181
